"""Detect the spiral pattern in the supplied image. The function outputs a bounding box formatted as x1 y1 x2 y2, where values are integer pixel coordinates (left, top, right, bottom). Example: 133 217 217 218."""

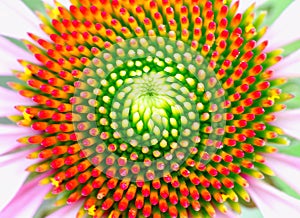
9 0 292 217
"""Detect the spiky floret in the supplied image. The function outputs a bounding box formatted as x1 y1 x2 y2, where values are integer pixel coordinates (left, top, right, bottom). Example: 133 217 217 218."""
9 0 292 217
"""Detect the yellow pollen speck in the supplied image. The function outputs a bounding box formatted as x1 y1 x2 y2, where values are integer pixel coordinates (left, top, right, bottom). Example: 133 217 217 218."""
88 205 96 216
245 24 254 33
24 67 32 76
50 178 60 188
268 94 280 102
23 111 33 121
223 0 227 4
221 194 230 201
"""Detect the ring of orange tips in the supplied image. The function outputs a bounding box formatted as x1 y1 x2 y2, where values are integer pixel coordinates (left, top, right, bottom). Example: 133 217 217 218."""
10 0 292 217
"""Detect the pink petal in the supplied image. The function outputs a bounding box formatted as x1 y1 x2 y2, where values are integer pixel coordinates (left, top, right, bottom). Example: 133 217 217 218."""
0 36 38 75
0 87 34 117
272 49 300 78
0 125 34 155
0 0 44 39
271 109 300 140
247 178 300 217
263 1 300 50
265 153 300 194
0 150 35 212
0 171 52 217
236 0 267 13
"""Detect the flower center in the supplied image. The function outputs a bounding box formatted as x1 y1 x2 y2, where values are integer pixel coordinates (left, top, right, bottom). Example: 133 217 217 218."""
125 71 178 137
135 72 163 97
71 37 226 182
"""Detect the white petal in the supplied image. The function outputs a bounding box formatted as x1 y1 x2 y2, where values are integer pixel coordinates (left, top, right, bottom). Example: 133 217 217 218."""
0 171 52 217
0 152 33 212
42 0 71 8
0 0 43 39
237 0 267 13
263 1 300 50
272 49 300 78
0 36 37 75
271 109 300 140
265 153 300 194
0 87 34 117
247 178 300 217
0 125 34 155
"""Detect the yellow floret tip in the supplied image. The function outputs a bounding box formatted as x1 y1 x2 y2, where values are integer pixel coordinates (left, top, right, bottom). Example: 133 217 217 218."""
50 178 60 188
88 205 96 216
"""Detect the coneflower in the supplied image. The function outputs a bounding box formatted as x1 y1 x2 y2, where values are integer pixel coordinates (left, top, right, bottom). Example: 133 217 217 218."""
1 0 300 217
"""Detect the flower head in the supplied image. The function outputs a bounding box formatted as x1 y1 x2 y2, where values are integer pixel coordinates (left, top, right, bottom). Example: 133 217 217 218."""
1 0 300 217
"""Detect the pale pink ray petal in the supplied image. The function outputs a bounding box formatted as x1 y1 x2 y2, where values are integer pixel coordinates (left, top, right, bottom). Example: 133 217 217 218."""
0 151 36 212
0 171 52 217
263 1 300 50
265 153 300 194
46 200 83 218
0 87 34 117
0 36 38 75
272 49 300 78
0 125 34 155
0 0 44 39
236 0 267 13
247 178 300 217
271 109 300 140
